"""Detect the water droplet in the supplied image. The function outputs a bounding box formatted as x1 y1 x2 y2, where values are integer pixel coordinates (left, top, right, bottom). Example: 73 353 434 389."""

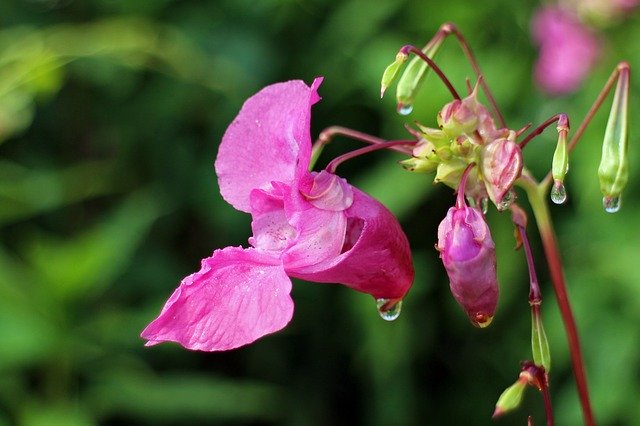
470 312 493 328
497 190 515 211
397 103 413 116
376 298 403 321
603 196 621 213
550 181 567 204
481 198 489 214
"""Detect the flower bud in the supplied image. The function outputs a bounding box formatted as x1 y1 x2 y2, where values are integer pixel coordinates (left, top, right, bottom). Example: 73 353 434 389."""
481 132 523 210
437 200 499 327
380 51 408 98
492 377 528 418
598 63 629 213
396 38 444 113
437 98 479 137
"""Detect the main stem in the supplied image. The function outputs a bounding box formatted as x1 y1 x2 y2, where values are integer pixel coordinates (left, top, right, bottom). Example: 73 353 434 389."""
520 173 595 426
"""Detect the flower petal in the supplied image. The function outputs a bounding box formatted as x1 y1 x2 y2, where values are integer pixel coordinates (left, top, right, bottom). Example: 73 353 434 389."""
215 79 323 213
141 247 293 351
289 188 414 300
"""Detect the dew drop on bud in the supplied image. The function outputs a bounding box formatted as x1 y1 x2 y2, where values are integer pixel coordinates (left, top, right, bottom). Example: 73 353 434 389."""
550 180 567 204
397 103 413 116
376 298 403 321
470 312 493 328
603 196 621 213
497 190 515 211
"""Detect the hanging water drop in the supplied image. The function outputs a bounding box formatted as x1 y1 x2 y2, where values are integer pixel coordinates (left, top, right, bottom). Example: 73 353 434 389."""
497 190 515 211
603 196 621 213
376 298 403 321
550 181 567 204
397 103 413 116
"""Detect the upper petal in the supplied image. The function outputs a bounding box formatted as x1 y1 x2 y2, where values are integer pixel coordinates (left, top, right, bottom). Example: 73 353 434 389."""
141 247 293 351
215 78 323 213
289 187 414 300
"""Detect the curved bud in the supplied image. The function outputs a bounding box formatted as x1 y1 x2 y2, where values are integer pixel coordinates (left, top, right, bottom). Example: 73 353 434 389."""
437 202 499 327
598 63 629 213
481 133 523 210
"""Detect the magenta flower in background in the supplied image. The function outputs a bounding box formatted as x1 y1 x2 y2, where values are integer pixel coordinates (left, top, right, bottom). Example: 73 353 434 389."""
532 6 601 95
141 78 414 351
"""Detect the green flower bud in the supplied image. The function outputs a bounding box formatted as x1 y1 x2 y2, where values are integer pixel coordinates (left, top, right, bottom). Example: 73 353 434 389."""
396 38 444 113
492 378 528 418
598 64 630 213
531 308 551 373
380 52 408 98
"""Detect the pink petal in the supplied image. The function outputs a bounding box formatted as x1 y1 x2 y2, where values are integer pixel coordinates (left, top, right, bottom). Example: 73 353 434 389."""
141 247 293 351
248 186 296 251
289 188 414 300
215 79 323 213
301 170 354 211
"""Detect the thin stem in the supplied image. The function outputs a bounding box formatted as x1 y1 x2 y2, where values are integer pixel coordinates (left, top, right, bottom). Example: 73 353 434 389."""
456 162 476 208
519 114 569 150
310 126 414 170
541 62 629 187
325 139 416 174
400 44 461 100
438 22 507 128
519 172 595 426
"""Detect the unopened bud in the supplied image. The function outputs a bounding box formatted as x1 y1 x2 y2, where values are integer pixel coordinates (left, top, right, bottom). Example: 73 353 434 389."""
396 39 444 113
437 98 478 137
481 133 523 210
531 308 551 373
437 188 499 327
380 52 408 98
598 63 629 213
492 378 528 418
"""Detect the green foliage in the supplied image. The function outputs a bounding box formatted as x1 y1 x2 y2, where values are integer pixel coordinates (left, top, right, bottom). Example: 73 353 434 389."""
0 0 639 425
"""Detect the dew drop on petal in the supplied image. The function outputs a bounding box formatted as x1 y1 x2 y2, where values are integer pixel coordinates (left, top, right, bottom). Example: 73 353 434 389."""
497 190 515 211
550 181 567 204
376 298 403 321
603 196 621 213
397 103 413 116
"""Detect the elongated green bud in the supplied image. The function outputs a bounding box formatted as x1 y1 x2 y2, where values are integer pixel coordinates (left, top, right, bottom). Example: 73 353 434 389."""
531 307 551 373
551 114 569 204
492 378 528 418
396 38 444 113
380 52 409 98
598 63 630 213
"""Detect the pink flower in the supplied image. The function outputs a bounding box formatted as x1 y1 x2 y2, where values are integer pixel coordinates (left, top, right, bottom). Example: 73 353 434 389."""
141 78 414 351
532 6 601 95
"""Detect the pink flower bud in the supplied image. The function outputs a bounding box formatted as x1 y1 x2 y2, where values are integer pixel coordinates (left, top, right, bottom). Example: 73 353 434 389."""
481 134 523 210
437 98 478 137
437 201 499 327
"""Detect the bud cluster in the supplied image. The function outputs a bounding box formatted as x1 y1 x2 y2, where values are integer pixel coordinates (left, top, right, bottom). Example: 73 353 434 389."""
400 87 523 211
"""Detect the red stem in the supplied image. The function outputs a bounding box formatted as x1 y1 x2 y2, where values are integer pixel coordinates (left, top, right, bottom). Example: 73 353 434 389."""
400 44 461 100
539 219 595 426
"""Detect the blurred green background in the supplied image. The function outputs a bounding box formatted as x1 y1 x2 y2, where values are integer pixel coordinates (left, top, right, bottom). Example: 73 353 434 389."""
1 0 638 425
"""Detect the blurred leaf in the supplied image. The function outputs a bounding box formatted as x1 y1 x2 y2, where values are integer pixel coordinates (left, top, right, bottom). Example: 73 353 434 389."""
23 189 170 301
0 160 119 226
86 370 285 423
20 402 93 426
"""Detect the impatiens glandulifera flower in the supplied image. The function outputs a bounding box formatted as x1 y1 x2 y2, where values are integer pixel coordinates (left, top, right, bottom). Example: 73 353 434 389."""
141 78 414 351
437 163 499 327
532 6 601 95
